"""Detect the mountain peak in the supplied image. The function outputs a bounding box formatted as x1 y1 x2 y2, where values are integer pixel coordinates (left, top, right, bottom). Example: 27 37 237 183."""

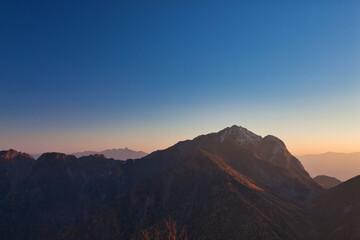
219 125 262 144
0 149 34 160
173 126 314 192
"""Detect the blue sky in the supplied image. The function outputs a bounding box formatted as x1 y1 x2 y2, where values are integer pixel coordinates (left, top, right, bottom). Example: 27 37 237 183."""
1 0 360 154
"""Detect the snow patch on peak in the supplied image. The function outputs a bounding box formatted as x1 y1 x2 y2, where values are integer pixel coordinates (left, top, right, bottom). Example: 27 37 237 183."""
220 125 262 145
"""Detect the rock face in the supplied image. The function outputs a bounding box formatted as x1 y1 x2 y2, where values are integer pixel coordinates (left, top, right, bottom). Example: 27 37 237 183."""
0 126 357 239
313 175 341 189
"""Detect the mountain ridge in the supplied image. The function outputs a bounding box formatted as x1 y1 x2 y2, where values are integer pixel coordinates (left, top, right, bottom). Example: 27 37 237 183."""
30 147 148 160
0 126 358 239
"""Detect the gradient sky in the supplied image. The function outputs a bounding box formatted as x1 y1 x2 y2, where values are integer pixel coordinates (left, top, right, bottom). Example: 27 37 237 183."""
1 0 360 155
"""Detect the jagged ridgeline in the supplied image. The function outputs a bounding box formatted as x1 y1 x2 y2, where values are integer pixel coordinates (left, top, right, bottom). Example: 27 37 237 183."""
0 126 359 240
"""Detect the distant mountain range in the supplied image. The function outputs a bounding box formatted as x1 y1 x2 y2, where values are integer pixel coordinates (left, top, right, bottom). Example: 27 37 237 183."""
31 148 148 160
1 126 360 239
298 152 360 181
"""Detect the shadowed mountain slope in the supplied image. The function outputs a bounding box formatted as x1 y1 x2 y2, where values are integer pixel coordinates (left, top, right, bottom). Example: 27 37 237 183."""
0 150 35 201
0 153 125 240
309 176 360 240
0 126 340 240
64 149 315 240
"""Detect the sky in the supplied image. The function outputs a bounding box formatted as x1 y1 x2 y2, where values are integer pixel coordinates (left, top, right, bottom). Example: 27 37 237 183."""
1 0 360 155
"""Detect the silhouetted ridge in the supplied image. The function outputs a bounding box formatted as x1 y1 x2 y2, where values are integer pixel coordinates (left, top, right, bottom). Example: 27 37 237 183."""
31 148 147 160
89 154 106 158
36 152 77 164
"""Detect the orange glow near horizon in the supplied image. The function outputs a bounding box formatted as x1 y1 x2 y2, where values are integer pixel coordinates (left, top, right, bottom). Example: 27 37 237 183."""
1 89 359 155
1 124 359 156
